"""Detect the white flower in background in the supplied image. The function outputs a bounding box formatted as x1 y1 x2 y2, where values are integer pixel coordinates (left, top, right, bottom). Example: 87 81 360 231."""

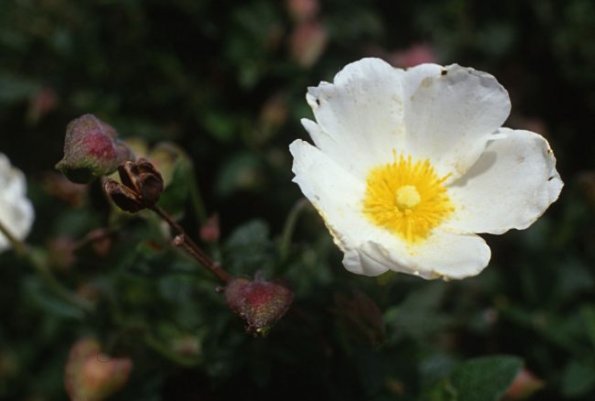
0 153 34 252
290 58 563 279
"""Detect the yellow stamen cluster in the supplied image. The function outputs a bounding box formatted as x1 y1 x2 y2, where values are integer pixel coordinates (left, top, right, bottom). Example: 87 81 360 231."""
363 154 454 244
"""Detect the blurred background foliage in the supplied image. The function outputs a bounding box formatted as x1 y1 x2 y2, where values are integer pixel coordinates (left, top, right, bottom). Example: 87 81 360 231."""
0 0 594 400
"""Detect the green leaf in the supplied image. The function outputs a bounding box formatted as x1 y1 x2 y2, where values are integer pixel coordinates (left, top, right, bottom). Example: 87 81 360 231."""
215 151 264 197
224 219 273 274
448 355 523 401
24 278 85 320
561 360 595 398
203 111 238 142
0 73 39 104
157 155 193 216
384 282 452 340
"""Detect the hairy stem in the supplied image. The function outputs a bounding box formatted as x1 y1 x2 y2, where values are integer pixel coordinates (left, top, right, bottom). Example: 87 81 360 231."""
151 206 231 284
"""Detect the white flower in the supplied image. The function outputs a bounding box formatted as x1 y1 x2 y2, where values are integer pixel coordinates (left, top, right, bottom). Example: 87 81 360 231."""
289 58 563 279
0 153 34 252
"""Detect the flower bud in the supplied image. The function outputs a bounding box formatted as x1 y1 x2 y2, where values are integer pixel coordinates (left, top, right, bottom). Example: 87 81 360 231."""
27 86 58 124
200 214 220 244
64 338 132 401
224 276 293 335
503 368 544 400
286 0 319 22
389 43 437 68
289 20 327 68
56 114 133 184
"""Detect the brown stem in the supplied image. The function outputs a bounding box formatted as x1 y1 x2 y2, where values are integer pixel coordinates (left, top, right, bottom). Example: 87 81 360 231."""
172 235 231 284
151 206 231 284
151 205 185 235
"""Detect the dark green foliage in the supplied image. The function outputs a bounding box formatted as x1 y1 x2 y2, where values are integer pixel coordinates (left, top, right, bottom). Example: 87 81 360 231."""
0 0 594 400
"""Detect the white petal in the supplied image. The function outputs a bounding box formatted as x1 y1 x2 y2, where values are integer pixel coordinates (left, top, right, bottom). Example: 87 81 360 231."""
409 230 491 279
445 129 563 234
0 154 35 252
342 230 490 280
343 241 418 277
304 58 405 177
290 139 411 276
403 64 511 179
343 244 393 277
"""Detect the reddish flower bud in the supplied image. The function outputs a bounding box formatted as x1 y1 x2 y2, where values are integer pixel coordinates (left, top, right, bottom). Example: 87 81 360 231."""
289 20 328 68
200 214 220 244
389 43 437 68
64 338 132 401
224 276 293 335
28 86 59 124
56 114 134 184
286 0 319 22
504 369 545 400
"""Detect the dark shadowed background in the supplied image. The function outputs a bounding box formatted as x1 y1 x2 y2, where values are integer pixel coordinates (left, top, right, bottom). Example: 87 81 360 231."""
0 1 594 400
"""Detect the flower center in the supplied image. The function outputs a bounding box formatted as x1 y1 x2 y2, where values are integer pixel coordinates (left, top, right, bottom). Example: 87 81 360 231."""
395 185 421 210
362 154 454 244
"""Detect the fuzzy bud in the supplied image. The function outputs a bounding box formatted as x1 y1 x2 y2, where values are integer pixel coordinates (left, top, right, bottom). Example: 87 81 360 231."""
64 338 132 401
56 114 133 184
224 276 293 335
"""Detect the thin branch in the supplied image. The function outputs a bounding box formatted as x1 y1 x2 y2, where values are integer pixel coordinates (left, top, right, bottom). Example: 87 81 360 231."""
151 206 231 284
279 198 310 262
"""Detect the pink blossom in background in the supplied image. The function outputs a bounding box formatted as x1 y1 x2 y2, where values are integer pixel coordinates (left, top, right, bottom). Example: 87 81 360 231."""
28 86 59 123
504 369 545 400
290 20 328 68
389 43 437 68
286 0 319 22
